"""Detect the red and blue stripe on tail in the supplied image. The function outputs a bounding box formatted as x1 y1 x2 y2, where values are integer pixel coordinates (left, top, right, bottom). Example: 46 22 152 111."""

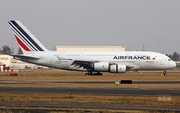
8 20 48 53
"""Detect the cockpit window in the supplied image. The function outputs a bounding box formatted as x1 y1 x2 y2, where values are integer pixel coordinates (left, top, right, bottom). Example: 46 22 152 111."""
168 59 171 61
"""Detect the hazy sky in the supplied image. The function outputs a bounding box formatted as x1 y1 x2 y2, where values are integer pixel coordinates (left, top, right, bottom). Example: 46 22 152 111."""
0 0 180 54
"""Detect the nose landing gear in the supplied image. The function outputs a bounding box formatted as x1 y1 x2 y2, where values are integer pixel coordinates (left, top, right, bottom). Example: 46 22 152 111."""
163 70 167 76
160 70 167 76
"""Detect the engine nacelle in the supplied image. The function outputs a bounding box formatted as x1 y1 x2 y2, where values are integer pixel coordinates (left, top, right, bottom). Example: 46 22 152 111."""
110 64 126 73
93 62 126 73
94 62 109 72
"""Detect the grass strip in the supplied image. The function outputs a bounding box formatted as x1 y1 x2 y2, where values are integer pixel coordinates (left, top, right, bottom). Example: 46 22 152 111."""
0 92 179 107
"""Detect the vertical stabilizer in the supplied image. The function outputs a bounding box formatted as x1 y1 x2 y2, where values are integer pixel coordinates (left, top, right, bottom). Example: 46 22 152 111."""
8 20 48 53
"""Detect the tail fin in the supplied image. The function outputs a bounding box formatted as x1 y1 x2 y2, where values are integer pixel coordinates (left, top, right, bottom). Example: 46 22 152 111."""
8 20 48 53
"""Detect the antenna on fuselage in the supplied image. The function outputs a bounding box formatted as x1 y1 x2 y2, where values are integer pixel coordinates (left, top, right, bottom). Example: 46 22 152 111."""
142 45 146 51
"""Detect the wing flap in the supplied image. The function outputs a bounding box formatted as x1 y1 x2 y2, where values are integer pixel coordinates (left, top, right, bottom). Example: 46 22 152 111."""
71 60 99 70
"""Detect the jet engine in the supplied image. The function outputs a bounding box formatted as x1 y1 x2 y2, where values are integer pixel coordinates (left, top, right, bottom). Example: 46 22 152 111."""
93 62 126 73
94 62 109 72
109 64 126 73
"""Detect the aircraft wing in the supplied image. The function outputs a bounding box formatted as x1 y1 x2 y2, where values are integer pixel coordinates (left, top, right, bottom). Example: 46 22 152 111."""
72 59 134 70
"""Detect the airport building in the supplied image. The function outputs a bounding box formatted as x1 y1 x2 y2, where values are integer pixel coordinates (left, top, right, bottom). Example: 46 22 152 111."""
54 46 126 52
0 53 12 67
0 53 46 70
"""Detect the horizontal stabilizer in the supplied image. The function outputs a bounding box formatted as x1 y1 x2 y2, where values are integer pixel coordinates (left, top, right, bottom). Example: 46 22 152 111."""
11 54 40 59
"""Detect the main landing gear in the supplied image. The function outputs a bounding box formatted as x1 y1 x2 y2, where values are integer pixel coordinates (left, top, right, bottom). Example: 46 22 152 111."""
85 72 103 76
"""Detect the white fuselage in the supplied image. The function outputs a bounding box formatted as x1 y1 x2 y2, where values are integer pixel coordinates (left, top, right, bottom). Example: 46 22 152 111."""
19 51 176 72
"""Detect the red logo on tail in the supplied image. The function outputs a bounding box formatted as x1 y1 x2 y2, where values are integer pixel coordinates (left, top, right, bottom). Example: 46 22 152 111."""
14 34 31 51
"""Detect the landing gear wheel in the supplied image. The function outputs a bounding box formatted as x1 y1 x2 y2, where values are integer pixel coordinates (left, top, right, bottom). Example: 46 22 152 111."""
94 72 103 75
85 71 93 75
163 70 167 76
85 72 103 76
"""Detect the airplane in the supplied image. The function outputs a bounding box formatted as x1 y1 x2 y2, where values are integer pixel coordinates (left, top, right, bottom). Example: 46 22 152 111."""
8 20 176 75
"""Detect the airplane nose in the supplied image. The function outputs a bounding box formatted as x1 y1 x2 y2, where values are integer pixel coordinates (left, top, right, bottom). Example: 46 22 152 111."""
171 61 176 68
